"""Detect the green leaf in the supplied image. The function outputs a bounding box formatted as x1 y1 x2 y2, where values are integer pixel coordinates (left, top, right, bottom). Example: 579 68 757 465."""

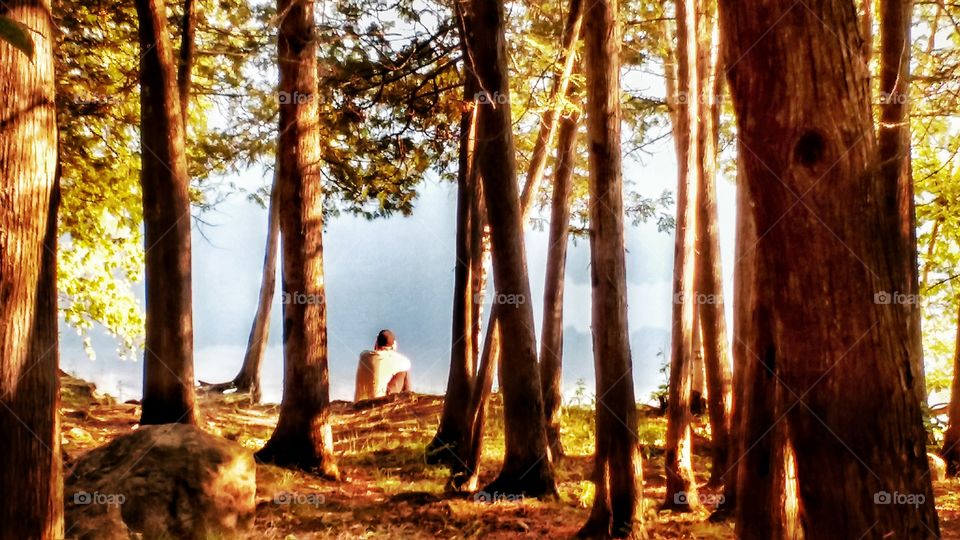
0 15 33 59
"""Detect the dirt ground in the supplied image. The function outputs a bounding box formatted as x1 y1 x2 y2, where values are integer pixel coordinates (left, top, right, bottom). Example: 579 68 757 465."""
59 373 960 539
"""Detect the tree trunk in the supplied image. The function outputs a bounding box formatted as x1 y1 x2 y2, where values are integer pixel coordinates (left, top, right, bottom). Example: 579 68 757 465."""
942 304 960 475
719 0 939 537
427 72 481 465
136 0 197 426
254 0 338 478
517 0 584 216
662 0 700 512
200 170 278 402
177 0 196 123
878 0 924 400
575 0 643 535
539 108 579 461
461 0 556 497
237 171 280 400
0 3 62 537
694 5 732 488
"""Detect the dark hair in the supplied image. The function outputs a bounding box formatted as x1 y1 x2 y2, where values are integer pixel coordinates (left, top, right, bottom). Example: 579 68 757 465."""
376 329 395 349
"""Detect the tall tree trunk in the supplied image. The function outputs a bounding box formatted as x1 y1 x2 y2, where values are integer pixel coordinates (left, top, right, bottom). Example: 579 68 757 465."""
695 6 732 488
136 0 197 426
942 304 960 475
878 0 924 399
177 0 196 123
201 169 278 401
539 108 579 461
0 2 62 537
255 0 338 478
427 72 481 465
576 0 643 535
236 171 280 400
461 0 556 497
662 0 700 512
455 0 585 474
720 0 939 537
517 0 583 215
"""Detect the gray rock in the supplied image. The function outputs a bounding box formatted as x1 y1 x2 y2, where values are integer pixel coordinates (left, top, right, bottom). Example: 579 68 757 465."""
66 424 256 539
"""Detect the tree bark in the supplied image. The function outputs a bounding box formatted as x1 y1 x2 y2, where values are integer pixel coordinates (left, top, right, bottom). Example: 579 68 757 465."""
942 304 960 475
720 0 939 537
427 71 480 465
177 0 196 124
136 0 197 426
254 0 338 478
517 0 584 217
575 0 643 535
0 2 63 537
694 6 732 488
539 107 579 461
662 0 700 512
461 0 556 497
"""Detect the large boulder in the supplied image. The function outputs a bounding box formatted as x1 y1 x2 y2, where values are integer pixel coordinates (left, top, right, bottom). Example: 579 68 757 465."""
65 424 256 539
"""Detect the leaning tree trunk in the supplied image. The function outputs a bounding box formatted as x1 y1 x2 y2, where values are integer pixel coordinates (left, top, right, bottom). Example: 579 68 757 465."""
234 170 280 400
575 0 643 535
0 2 63 537
455 0 585 474
694 5 732 488
254 0 338 478
662 0 700 512
720 0 939 537
427 71 480 465
136 0 197 426
942 304 960 475
461 0 556 497
539 107 579 461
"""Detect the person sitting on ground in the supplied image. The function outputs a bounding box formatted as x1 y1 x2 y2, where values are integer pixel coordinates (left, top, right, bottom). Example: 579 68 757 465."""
354 329 412 402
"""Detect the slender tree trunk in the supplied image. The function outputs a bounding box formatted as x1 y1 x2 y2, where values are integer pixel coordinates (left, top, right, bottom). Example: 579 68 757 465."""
461 0 556 497
0 2 62 536
942 304 960 475
200 170 278 401
136 0 197 426
517 0 583 215
662 0 700 512
576 0 643 535
427 72 480 464
879 0 924 399
237 171 280 400
539 108 579 461
695 6 732 488
177 0 196 124
255 0 338 478
720 0 939 537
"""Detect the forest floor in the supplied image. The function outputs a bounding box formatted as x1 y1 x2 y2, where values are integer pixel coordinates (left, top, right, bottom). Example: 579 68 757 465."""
60 372 960 539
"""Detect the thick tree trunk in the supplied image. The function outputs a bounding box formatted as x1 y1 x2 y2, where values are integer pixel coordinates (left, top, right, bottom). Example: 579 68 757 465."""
0 3 62 537
694 7 732 488
136 0 197 426
942 304 960 475
539 108 579 461
662 0 700 512
461 0 556 497
427 72 481 465
177 0 196 123
255 0 338 478
576 0 643 535
720 0 939 537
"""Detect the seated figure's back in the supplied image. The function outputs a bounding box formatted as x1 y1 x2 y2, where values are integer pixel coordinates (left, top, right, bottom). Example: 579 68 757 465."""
355 330 411 401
